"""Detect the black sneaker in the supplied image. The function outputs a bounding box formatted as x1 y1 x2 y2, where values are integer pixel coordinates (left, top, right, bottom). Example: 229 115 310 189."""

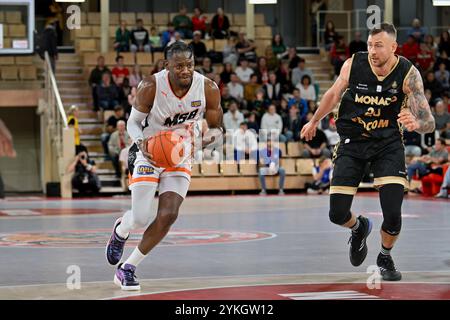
348 216 373 267
377 253 402 281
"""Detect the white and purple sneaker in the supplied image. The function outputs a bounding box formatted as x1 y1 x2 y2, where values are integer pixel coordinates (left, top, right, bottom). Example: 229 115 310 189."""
106 218 128 265
114 263 141 291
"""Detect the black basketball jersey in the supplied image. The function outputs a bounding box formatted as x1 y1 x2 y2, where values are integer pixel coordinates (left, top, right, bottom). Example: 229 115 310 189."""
336 52 413 141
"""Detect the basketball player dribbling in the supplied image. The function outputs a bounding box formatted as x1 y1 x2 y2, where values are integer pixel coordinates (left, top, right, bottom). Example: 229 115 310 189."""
301 23 435 281
106 42 223 290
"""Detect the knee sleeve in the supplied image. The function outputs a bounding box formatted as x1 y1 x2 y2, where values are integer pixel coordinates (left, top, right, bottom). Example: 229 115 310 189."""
379 184 404 236
121 184 157 232
329 193 354 225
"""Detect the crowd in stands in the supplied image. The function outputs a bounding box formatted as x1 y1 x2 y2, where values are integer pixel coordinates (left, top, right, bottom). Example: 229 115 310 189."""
72 8 450 197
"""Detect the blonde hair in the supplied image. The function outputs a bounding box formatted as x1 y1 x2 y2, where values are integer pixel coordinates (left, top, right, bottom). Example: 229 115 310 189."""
68 105 78 116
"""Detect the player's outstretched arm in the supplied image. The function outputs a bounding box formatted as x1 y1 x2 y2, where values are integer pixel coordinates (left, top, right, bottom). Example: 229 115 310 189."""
400 66 435 134
128 75 156 161
300 57 352 141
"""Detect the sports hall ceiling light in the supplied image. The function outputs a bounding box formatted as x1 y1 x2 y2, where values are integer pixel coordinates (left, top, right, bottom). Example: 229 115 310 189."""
432 0 450 6
249 0 277 4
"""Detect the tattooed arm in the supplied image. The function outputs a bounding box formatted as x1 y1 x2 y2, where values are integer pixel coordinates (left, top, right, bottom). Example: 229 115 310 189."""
400 66 435 134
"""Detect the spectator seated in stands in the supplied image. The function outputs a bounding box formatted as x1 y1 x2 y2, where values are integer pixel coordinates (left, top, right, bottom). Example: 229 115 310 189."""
244 75 262 103
305 157 333 194
111 55 130 87
296 75 316 102
220 63 234 85
401 35 420 65
291 58 314 88
282 105 302 142
173 5 193 39
255 57 269 84
330 35 350 77
408 18 426 43
235 58 254 84
248 89 270 120
416 42 435 76
190 30 208 64
227 73 244 103
233 122 258 162
118 78 132 111
349 31 367 56
438 31 450 57
108 120 130 178
236 32 257 64
435 62 450 91
272 34 288 58
67 150 101 196
323 117 339 150
323 20 338 52
130 19 151 53
192 7 208 38
246 112 260 133
223 36 239 68
101 105 126 157
149 27 163 52
301 112 331 158
67 105 82 151
424 71 444 102
286 47 301 70
288 88 309 120
161 23 176 48
97 72 120 111
211 7 230 39
88 55 111 111
407 138 448 181
433 99 450 138
129 64 142 88
265 47 280 72
435 164 450 198
223 100 244 133
220 86 236 112
167 32 185 47
197 56 213 76
119 137 133 191
403 130 422 157
260 104 284 142
263 71 282 102
195 119 221 164
258 139 286 196
114 20 131 53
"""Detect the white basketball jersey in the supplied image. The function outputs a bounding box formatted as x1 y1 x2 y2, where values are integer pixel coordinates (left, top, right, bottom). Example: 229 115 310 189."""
142 69 206 165
142 69 206 138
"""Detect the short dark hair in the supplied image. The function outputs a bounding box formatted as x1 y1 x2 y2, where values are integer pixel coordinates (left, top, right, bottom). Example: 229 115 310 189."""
136 18 143 23
116 55 123 62
369 22 397 39
164 41 194 60
437 138 446 146
114 105 124 112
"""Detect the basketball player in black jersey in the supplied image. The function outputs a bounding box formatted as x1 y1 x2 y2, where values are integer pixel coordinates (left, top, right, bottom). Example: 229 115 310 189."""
301 23 435 281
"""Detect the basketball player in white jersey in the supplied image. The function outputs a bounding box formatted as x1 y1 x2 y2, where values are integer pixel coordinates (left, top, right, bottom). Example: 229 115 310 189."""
106 42 223 290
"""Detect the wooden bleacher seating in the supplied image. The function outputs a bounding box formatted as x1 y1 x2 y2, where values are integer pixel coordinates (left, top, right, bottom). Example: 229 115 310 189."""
279 143 287 157
296 159 315 175
15 56 33 65
0 12 4 23
153 13 169 26
0 56 15 65
169 13 178 22
83 52 99 66
2 38 12 48
109 12 120 25
91 25 101 38
255 26 272 39
136 52 153 66
232 14 246 26
5 11 21 24
120 12 136 25
74 26 92 38
239 163 258 176
205 39 214 51
254 13 265 26
214 39 227 52
255 39 271 57
287 142 303 157
191 164 201 177
221 162 239 176
136 13 152 24
280 158 296 175
104 51 118 65
121 52 135 66
141 66 154 76
153 51 165 63
8 24 26 37
109 26 117 38
87 12 101 25
201 163 220 176
19 66 37 80
77 38 97 52
1 66 18 80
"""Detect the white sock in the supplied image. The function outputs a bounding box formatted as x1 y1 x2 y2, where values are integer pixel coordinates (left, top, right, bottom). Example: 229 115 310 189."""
115 223 129 239
123 247 147 267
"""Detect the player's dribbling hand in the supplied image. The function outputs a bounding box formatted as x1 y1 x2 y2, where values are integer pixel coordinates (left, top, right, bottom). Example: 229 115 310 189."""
398 109 420 132
300 120 319 141
140 137 157 166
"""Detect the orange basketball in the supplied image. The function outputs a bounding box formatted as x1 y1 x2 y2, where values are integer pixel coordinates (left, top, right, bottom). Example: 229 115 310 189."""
146 131 185 168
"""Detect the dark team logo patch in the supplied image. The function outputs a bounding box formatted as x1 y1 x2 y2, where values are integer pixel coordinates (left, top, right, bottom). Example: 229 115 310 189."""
0 229 276 248
191 100 202 108
137 165 155 175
